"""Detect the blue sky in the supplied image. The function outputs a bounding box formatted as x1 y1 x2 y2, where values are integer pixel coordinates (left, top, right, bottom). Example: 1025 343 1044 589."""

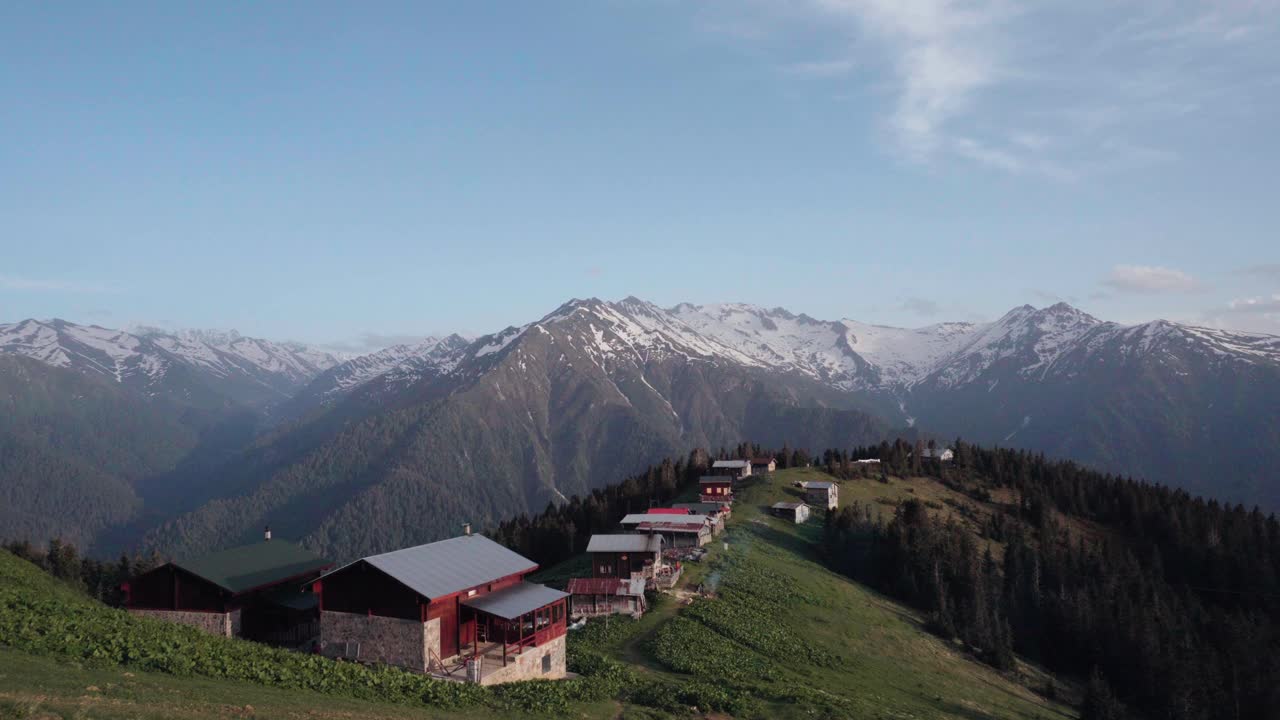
2 1 1278 349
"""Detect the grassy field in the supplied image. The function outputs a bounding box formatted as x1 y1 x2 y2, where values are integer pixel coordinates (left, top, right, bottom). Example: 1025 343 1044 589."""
0 467 1077 719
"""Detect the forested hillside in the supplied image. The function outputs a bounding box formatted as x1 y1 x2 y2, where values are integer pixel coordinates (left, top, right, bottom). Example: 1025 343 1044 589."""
0 355 197 546
820 441 1280 720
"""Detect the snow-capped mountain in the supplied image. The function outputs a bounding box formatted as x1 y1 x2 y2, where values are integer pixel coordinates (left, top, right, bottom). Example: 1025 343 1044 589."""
281 334 471 417
0 319 344 407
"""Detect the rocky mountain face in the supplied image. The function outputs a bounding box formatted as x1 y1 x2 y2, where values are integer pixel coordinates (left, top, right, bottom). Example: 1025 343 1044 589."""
0 319 345 408
142 298 894 561
674 300 1280 508
5 298 1279 556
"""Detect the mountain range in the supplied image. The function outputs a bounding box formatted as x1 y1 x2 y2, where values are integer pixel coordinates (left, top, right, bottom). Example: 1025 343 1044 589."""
3 298 1278 559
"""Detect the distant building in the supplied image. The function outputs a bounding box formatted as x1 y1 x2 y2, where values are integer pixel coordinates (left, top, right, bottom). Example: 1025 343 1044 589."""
645 507 690 515
618 513 713 548
750 457 777 474
711 459 752 479
567 577 647 619
672 501 731 529
802 481 839 510
699 476 734 504
919 448 955 462
854 458 881 464
124 531 330 645
585 534 665 583
315 531 568 685
771 502 811 524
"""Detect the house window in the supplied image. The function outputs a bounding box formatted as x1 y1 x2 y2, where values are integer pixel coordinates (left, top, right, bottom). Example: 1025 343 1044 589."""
542 654 552 673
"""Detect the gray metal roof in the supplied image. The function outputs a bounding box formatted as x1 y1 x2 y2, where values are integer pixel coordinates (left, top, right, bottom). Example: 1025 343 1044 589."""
461 582 568 620
618 513 708 527
586 534 663 553
712 460 750 468
803 481 836 490
323 534 536 600
699 476 733 484
772 502 807 510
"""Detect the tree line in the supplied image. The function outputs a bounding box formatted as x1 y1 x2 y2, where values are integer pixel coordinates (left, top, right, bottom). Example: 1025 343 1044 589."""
2 538 164 607
821 439 1280 720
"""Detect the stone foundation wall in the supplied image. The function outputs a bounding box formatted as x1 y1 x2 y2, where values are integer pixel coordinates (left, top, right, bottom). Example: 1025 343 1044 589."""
479 635 567 685
130 609 232 637
320 610 426 672
423 617 442 668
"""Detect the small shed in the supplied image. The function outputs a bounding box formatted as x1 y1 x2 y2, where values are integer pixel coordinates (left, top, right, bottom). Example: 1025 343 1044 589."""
618 514 713 548
802 481 839 510
750 457 777 474
699 476 734 504
124 535 331 645
711 459 752 479
567 577 647 619
585 534 664 581
771 502 811 524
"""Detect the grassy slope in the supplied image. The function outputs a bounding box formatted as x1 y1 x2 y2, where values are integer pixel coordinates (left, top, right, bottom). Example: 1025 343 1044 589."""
0 550 629 720
562 468 1076 720
1 467 1076 719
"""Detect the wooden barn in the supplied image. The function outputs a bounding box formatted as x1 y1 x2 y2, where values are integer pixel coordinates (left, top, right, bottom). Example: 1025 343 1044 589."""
314 530 568 685
586 533 664 581
802 481 839 510
123 533 331 646
711 459 752 479
771 502 811 524
673 501 730 531
567 577 647 619
750 457 777 474
618 513 713 548
699 476 734 504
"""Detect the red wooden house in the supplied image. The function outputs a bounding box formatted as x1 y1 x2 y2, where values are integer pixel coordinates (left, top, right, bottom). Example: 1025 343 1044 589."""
699 475 734 504
314 530 568 685
123 534 331 645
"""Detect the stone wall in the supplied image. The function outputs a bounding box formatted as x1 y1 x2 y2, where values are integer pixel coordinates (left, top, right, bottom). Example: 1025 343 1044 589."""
423 617 442 667
479 635 567 685
130 609 232 637
320 610 426 672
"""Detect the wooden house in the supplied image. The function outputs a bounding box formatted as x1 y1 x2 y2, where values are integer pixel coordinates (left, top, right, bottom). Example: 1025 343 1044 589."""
315 530 568 685
699 476 734 504
585 534 664 582
672 502 729 533
711 459 752 479
123 532 331 646
771 502 811 524
750 457 777 474
567 577 647 619
618 513 712 548
802 481 839 510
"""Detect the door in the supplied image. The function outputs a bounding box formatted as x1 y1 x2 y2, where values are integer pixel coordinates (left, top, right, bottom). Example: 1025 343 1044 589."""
437 600 459 659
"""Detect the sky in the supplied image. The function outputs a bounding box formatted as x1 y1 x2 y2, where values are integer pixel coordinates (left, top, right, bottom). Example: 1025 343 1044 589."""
2 1 1278 350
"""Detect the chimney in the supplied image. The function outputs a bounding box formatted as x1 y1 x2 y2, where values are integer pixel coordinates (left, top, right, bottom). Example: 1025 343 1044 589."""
264 525 272 541
462 522 472 537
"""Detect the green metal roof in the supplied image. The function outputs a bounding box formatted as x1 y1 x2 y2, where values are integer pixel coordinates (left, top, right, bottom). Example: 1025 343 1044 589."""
174 540 331 595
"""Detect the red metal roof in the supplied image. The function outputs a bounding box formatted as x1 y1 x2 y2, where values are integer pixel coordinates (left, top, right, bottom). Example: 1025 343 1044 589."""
646 508 690 515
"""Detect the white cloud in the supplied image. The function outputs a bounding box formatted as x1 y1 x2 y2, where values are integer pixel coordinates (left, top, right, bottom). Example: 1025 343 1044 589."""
1102 264 1202 294
782 58 858 76
1237 263 1280 279
0 274 115 293
1225 294 1280 315
899 296 942 316
700 1 1279 176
